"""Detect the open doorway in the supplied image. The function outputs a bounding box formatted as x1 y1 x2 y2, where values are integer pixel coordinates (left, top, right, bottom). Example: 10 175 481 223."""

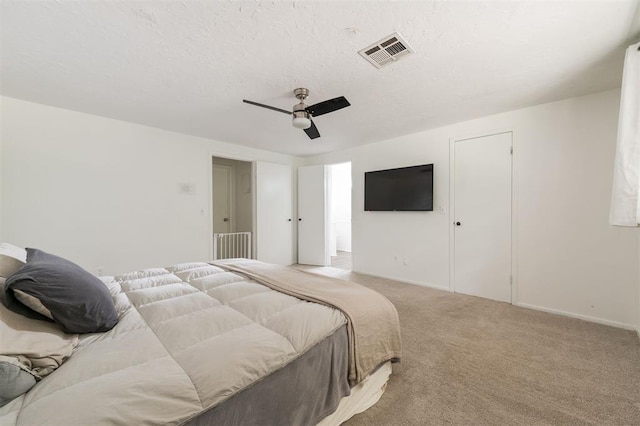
212 156 254 259
328 162 352 270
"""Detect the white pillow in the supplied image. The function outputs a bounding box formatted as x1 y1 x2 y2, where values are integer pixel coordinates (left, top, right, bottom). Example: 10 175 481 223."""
0 243 27 279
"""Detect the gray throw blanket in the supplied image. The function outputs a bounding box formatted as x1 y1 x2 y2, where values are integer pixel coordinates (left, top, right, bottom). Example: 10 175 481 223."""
212 259 402 385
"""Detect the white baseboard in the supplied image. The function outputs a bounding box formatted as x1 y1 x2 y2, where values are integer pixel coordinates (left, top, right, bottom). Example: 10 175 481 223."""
516 302 636 331
350 269 450 293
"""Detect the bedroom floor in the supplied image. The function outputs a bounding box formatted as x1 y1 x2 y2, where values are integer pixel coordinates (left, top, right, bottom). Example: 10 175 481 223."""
294 265 640 425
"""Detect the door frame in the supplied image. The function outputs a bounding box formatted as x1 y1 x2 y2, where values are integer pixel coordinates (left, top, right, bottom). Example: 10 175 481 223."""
448 129 518 304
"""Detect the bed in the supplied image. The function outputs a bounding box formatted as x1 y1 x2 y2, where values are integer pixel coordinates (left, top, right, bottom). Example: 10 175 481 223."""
0 247 401 425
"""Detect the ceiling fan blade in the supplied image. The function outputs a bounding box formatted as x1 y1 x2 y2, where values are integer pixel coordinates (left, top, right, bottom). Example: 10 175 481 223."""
306 96 350 117
243 99 291 115
303 119 321 139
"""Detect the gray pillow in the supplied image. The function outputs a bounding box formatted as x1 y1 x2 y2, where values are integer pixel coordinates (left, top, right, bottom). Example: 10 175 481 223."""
0 360 36 407
4 249 118 333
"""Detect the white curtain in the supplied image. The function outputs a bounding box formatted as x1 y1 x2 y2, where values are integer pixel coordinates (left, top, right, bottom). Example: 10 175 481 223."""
610 42 640 226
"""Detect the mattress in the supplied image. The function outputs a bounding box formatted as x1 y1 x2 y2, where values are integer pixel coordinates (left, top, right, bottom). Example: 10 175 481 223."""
1 260 399 425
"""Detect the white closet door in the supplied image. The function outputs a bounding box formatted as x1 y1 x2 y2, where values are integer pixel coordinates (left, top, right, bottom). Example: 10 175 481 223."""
298 165 328 266
255 162 293 265
454 132 512 303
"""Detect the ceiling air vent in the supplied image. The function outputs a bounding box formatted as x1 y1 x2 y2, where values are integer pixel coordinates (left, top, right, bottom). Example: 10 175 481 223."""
358 32 414 69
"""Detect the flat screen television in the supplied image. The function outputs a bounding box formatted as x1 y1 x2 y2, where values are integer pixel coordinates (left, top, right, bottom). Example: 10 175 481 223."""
364 164 433 211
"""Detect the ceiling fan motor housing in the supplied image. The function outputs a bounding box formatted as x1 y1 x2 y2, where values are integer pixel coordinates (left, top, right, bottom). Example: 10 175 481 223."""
294 87 309 100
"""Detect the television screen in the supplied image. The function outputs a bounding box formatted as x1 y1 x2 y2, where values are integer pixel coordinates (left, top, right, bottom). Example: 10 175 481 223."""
364 164 433 211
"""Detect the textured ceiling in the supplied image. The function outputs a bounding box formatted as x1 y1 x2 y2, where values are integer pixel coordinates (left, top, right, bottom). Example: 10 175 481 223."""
2 1 639 157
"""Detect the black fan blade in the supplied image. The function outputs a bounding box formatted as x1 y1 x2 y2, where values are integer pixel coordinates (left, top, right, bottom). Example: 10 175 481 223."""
243 99 291 115
306 96 350 117
303 119 321 139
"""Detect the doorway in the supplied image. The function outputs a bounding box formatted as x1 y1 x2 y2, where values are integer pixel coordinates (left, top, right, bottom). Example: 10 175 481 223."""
212 156 254 259
296 162 352 269
328 162 352 270
452 132 512 303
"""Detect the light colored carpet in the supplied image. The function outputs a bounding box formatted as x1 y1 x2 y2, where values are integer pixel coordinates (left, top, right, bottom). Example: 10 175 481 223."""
295 265 640 425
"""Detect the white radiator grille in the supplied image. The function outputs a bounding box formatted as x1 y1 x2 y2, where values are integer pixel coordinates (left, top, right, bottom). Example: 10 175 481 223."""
213 232 252 260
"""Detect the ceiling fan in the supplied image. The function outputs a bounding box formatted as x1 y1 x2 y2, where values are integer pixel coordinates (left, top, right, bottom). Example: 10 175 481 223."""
243 88 350 140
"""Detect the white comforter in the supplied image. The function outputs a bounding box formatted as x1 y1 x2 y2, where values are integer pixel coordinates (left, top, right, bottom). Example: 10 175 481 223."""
0 262 346 425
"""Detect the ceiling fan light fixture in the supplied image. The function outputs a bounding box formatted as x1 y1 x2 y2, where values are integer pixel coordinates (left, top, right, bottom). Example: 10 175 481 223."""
292 110 312 129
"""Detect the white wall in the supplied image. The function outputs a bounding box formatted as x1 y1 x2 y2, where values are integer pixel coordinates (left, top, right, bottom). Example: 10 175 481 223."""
1 97 296 275
305 89 640 329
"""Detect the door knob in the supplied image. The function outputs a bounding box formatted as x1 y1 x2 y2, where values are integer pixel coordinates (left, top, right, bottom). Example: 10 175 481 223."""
223 218 229 222
298 218 302 221
288 218 292 222
455 221 461 226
